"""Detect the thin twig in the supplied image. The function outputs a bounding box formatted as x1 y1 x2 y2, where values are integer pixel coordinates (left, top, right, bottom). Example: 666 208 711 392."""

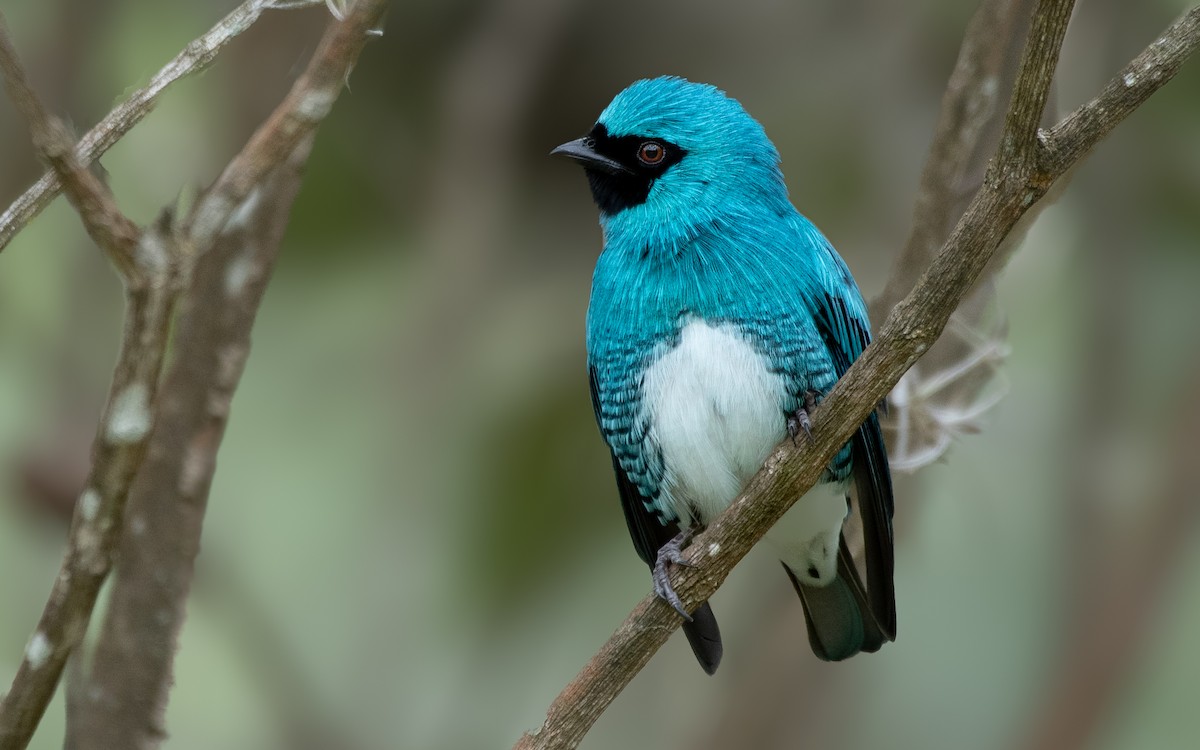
515 2 1200 747
1039 6 1200 174
0 13 139 278
0 0 326 254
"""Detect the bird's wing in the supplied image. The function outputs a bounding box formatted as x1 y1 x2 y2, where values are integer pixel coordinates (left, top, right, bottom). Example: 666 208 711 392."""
588 364 677 567
810 243 897 640
589 364 724 673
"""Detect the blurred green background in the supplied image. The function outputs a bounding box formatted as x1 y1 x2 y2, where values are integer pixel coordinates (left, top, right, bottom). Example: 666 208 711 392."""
2 1 1199 748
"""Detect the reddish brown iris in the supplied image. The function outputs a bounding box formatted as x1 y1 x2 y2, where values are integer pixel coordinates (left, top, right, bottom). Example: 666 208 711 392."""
637 141 665 166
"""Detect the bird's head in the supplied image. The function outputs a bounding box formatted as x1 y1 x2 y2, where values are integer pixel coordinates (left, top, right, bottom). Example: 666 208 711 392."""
552 77 786 225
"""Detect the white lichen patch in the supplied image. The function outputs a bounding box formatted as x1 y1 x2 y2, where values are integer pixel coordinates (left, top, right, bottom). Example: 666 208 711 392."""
297 89 337 121
707 543 721 557
25 631 52 670
106 383 152 444
1122 71 1138 87
179 435 214 497
224 187 263 234
224 252 258 297
78 488 101 521
135 225 171 275
325 0 348 20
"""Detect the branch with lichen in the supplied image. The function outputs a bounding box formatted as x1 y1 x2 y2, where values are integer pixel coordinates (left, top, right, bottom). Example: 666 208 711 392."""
0 15 180 746
67 2 386 743
514 3 1200 749
0 2 386 748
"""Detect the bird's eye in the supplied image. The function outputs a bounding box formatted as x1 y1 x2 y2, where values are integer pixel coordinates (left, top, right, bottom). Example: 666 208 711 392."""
637 141 666 166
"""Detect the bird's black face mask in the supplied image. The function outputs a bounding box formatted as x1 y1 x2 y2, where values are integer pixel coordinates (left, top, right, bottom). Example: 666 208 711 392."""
552 124 686 215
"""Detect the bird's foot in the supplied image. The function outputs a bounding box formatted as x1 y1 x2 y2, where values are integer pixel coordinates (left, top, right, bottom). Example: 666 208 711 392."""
787 389 821 444
653 530 695 621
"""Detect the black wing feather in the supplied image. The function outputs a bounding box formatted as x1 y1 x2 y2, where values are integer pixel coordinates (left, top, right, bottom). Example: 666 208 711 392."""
589 365 724 672
816 293 897 641
588 366 678 564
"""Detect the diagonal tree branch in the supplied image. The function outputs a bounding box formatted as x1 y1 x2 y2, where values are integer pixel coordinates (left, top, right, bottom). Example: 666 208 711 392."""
702 6 1042 739
0 0 327 254
514 2 1200 748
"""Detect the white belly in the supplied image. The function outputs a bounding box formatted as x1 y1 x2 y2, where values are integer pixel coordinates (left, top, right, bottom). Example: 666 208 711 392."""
641 318 847 585
641 319 788 524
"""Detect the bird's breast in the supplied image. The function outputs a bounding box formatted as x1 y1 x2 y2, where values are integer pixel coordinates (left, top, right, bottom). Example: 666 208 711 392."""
641 318 789 526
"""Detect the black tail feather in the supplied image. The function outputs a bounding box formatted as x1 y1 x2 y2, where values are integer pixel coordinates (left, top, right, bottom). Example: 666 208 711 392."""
681 602 723 674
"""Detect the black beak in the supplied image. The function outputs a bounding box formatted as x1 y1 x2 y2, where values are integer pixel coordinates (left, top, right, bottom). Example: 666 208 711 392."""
550 137 632 175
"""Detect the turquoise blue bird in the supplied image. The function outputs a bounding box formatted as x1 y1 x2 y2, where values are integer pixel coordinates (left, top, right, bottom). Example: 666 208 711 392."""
552 77 895 673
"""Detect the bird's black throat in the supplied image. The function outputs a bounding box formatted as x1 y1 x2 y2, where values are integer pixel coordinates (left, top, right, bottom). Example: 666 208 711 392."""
581 124 686 216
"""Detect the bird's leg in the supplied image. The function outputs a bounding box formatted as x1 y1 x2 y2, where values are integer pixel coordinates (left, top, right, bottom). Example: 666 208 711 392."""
652 529 696 621
787 389 821 443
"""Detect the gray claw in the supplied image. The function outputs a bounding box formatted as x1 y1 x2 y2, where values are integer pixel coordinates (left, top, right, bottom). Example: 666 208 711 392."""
652 530 694 621
787 390 819 443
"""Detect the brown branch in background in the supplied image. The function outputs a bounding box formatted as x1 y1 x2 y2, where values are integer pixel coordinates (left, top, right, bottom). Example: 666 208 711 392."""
186 0 383 247
0 0 327 254
0 223 177 750
63 3 386 748
66 135 316 750
875 2 1200 470
515 2 1200 748
872 0 1036 321
0 2 385 748
869 0 1031 467
398 0 579 390
0 13 178 749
